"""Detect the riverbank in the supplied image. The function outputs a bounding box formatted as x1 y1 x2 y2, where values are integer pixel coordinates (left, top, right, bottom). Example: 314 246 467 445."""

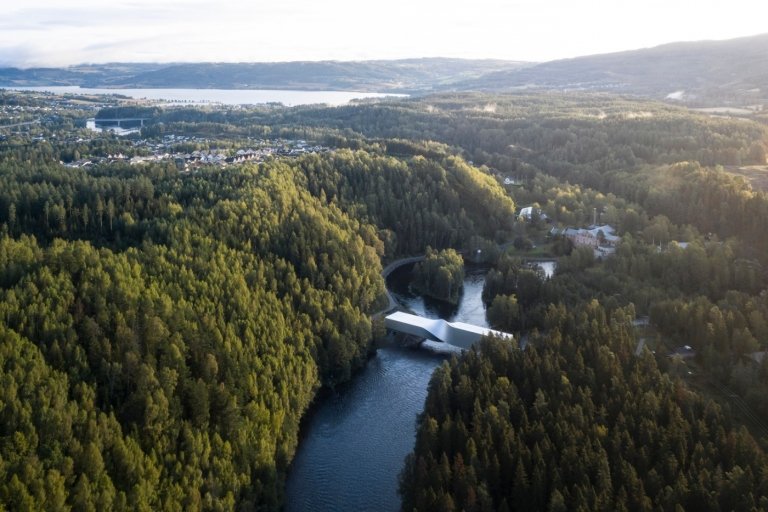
284 343 449 511
285 253 556 509
284 261 492 510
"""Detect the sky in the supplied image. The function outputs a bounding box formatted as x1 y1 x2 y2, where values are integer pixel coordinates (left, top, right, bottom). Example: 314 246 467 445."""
1 0 767 67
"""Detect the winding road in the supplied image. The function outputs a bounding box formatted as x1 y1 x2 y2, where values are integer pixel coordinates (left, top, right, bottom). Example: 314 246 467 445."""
374 255 426 316
373 243 524 317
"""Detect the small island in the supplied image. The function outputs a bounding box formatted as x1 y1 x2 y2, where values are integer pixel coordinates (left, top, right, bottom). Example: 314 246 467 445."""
411 247 465 304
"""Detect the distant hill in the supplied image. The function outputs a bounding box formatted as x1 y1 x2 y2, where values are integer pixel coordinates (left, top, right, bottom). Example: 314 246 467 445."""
0 59 529 93
2 34 767 105
0 63 165 87
456 33 768 106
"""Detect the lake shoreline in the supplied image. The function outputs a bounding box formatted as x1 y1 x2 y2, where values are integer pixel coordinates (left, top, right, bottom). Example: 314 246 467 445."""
0 85 407 107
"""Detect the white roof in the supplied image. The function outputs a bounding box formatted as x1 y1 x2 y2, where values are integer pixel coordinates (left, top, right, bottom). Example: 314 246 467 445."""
385 311 513 349
588 224 617 234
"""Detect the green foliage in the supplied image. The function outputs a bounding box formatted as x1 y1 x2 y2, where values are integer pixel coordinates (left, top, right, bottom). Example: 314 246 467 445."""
484 167 768 435
0 91 520 508
95 106 161 120
0 228 323 509
402 303 768 511
412 247 465 304
294 150 515 256
486 294 520 332
0 151 395 509
6 89 768 511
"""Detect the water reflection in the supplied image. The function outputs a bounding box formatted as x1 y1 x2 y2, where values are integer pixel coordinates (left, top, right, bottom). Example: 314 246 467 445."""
387 263 490 327
284 346 448 512
284 263 489 511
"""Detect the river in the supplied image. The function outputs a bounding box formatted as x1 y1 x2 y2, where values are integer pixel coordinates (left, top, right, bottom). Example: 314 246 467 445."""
1 86 406 106
284 263 489 511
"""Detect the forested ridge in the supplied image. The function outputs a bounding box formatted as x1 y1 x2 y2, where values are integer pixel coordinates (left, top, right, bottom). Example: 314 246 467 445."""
0 163 380 510
389 94 768 510
0 94 513 512
401 306 768 511
4 89 768 511
144 93 768 252
293 149 515 256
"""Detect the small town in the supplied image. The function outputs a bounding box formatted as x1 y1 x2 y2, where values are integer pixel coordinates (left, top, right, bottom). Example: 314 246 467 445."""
1 89 331 171
63 135 330 171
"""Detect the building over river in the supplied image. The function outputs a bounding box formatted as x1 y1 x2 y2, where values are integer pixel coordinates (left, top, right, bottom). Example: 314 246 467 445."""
385 311 513 350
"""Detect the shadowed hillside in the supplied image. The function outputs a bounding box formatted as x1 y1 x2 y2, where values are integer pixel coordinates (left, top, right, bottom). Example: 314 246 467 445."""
457 33 768 106
0 59 529 93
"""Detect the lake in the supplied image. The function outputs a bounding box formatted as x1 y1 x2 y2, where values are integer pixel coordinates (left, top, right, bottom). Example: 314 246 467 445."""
1 86 407 106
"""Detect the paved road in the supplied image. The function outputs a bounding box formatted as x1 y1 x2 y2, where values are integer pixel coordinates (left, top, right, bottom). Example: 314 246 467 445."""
381 255 426 278
0 119 40 130
374 255 426 317
373 244 518 317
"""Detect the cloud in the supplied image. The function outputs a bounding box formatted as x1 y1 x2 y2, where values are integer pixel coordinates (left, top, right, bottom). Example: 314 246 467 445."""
0 0 766 67
0 45 40 68
0 41 95 68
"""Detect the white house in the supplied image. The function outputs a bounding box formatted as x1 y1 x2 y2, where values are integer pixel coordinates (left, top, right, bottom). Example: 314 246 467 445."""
518 206 548 222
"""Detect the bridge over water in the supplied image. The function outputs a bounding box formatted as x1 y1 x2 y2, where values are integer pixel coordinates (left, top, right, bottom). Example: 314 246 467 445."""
385 311 513 350
94 117 150 127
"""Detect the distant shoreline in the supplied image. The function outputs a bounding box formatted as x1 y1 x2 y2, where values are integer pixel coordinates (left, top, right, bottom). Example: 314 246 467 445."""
1 86 408 107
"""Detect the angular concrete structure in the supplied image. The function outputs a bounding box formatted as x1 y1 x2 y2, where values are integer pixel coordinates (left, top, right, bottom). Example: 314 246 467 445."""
385 311 513 350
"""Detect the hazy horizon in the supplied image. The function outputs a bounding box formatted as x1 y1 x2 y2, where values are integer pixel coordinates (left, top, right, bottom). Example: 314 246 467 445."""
3 0 767 68
3 30 768 69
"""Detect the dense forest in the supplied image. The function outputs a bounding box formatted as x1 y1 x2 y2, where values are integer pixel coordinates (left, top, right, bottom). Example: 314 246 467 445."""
0 93 514 510
411 248 465 304
3 88 768 510
387 94 768 510
401 306 768 511
0 162 382 510
142 93 768 257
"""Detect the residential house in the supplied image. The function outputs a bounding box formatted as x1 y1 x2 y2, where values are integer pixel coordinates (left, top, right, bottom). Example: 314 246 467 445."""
518 206 548 222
